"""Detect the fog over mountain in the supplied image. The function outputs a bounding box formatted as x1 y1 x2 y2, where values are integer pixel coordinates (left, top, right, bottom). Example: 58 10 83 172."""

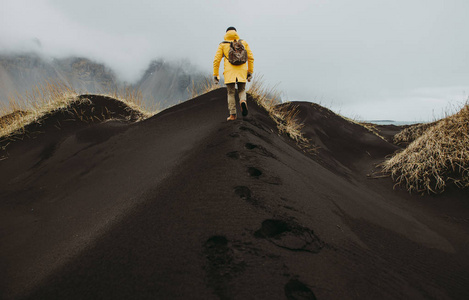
0 54 116 93
0 53 209 110
1 0 469 121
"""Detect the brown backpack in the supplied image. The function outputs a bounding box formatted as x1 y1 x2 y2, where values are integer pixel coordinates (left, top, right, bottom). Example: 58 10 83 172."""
222 39 248 65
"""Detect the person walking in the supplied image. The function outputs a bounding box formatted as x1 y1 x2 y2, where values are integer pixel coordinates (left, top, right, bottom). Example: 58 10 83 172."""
213 27 254 121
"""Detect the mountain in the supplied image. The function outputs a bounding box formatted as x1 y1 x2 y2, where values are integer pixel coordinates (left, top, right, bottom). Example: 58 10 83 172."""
137 59 208 108
0 54 117 97
1 89 468 299
52 57 118 92
0 53 60 98
0 53 209 110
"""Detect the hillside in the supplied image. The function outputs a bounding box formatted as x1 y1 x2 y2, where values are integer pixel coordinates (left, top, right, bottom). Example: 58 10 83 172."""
0 89 468 299
294 102 401 176
0 53 208 110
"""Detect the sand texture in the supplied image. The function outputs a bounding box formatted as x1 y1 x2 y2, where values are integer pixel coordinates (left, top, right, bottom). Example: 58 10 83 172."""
1 88 469 299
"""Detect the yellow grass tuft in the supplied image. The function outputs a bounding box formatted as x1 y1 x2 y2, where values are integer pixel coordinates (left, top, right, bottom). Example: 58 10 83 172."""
0 80 155 141
344 118 387 141
382 103 469 193
0 80 78 139
188 75 220 98
393 121 437 145
105 85 156 118
248 75 313 152
358 122 385 140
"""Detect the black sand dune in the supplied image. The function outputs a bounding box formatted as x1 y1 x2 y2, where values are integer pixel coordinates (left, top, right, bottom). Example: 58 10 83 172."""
1 88 469 299
294 102 401 177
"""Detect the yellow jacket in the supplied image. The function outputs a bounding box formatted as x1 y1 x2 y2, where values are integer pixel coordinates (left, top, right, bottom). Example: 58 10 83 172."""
213 30 254 84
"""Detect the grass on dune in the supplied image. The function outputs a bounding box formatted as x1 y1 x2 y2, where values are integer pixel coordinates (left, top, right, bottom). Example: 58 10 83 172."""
188 74 313 151
393 121 437 145
0 81 78 140
188 75 220 98
382 103 469 194
0 80 155 141
247 75 313 152
344 118 387 141
104 85 157 118
1 76 314 154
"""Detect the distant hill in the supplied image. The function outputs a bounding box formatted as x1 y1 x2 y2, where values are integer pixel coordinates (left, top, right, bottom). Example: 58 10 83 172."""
137 58 208 108
0 53 117 97
0 53 209 109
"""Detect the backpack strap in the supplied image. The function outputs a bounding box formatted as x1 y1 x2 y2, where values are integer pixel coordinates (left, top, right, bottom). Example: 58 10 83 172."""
220 39 243 44
221 41 231 54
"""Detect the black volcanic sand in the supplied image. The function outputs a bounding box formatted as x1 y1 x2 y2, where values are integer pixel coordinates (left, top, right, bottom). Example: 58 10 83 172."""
1 89 469 299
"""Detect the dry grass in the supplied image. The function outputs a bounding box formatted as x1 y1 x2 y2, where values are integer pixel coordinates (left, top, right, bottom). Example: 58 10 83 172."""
248 75 313 151
188 74 310 148
393 121 437 145
0 76 312 152
358 122 386 140
382 103 469 193
344 118 387 141
0 80 155 141
188 75 220 98
105 85 156 118
0 80 78 139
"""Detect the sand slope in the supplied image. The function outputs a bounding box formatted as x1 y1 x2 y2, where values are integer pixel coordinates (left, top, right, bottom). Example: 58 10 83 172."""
1 88 469 299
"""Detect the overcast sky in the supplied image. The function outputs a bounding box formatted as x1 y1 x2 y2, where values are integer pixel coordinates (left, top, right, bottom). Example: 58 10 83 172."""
1 0 469 121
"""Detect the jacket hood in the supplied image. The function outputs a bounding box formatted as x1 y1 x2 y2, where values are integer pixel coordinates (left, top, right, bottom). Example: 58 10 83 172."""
224 30 240 41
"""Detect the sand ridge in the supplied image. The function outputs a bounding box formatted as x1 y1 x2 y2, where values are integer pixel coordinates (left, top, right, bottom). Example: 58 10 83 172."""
1 88 469 299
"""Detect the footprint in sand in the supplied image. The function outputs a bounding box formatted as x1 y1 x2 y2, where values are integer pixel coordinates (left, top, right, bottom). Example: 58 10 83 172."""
245 142 258 150
234 186 264 208
246 166 281 185
244 119 271 133
203 235 245 299
245 143 275 158
239 126 261 137
254 219 324 253
226 151 241 159
234 186 252 199
247 167 263 178
284 278 317 300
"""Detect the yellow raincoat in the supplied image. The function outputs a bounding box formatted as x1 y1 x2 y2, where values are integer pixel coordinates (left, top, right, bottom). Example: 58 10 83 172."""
213 30 254 84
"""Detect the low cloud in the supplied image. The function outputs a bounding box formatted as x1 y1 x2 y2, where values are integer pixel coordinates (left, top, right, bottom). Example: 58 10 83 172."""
1 0 469 121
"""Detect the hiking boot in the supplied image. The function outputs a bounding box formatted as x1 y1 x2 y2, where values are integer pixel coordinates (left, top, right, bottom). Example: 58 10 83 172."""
227 114 237 121
240 100 248 117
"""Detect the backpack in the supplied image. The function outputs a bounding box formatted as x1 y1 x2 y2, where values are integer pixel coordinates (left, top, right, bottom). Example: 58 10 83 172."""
222 39 248 65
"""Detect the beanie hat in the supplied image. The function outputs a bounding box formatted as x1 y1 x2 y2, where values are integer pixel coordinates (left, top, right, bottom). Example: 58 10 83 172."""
226 27 237 32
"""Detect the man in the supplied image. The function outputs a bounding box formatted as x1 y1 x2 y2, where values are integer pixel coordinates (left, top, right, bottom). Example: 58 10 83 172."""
213 27 254 121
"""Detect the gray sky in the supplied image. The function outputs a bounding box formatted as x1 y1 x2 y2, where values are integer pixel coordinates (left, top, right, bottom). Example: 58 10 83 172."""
1 0 469 121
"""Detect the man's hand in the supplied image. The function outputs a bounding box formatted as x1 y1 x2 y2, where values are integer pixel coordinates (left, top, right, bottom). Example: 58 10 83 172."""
214 76 219 84
247 73 253 82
